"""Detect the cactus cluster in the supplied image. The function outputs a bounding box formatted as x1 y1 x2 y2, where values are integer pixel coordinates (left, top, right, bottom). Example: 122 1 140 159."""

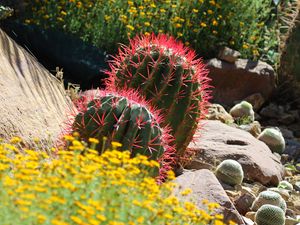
257 128 286 154
105 34 211 157
255 204 285 225
251 190 286 212
215 159 244 186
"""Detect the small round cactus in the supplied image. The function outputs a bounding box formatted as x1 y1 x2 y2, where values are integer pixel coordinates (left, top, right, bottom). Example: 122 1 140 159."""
255 204 285 225
257 128 285 154
215 159 244 186
251 190 286 212
278 180 293 191
229 101 255 123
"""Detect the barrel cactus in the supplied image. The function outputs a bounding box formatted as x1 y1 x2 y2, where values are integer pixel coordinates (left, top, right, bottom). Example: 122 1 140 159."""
67 89 176 177
229 101 255 124
255 204 285 225
215 159 244 186
251 190 286 212
105 34 211 158
257 128 285 154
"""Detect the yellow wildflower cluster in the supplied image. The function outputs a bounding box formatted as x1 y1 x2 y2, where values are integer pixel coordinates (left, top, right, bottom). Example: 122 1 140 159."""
0 136 231 225
20 0 274 60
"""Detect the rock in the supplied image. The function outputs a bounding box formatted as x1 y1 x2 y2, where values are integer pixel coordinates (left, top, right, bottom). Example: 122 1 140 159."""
234 192 256 215
206 58 276 106
285 217 299 225
0 28 73 144
173 169 245 224
288 123 300 138
242 216 255 225
245 211 256 221
278 113 296 125
283 140 300 163
280 128 294 140
206 104 235 124
294 182 300 192
238 121 262 138
186 120 284 185
218 47 241 63
260 103 285 119
244 93 266 111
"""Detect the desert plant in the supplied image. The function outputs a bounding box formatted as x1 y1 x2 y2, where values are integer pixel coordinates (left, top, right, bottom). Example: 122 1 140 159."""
215 159 244 186
251 190 286 212
257 128 286 154
229 101 255 124
67 89 175 178
105 34 210 158
278 180 293 191
0 5 13 20
0 136 228 225
255 204 285 225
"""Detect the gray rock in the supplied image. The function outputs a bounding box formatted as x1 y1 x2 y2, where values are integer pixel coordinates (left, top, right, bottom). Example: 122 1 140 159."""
283 140 300 163
278 113 296 125
173 169 245 224
260 103 285 119
280 127 294 139
186 120 284 185
218 47 241 63
206 58 276 106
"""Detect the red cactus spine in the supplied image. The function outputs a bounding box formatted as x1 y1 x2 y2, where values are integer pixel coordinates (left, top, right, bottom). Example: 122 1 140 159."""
66 89 176 177
105 34 211 159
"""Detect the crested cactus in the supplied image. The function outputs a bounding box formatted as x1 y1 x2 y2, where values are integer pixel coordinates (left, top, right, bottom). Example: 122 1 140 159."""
67 89 176 177
105 34 211 158
278 180 293 191
257 128 285 154
229 101 255 124
255 204 285 225
215 159 244 186
251 190 286 212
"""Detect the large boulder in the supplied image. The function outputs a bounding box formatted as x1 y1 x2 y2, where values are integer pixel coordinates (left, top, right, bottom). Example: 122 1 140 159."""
186 120 284 185
206 58 276 106
173 169 245 224
0 28 73 144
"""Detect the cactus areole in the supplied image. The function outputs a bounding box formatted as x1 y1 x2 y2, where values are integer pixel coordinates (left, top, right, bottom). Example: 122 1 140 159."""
105 34 211 156
71 89 175 161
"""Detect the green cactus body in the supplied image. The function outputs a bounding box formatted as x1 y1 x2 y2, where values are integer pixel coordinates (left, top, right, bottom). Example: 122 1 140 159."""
229 101 255 123
251 190 286 212
255 204 285 225
215 159 244 186
71 90 175 166
257 128 285 154
278 180 293 191
105 34 210 158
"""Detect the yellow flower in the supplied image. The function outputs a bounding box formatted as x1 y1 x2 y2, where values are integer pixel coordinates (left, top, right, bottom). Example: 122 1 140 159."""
144 22 151 26
200 22 207 27
207 10 213 14
10 137 22 144
192 9 199 13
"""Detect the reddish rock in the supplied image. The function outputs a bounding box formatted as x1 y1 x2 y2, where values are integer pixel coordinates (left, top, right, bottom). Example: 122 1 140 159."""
173 169 245 224
0 28 73 144
206 58 275 106
186 120 284 185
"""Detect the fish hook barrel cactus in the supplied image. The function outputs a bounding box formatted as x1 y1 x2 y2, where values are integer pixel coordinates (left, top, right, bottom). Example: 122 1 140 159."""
66 89 176 178
105 34 211 158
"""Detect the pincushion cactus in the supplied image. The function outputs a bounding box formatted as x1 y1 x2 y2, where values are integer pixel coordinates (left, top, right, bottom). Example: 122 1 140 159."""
278 180 293 191
215 159 244 186
105 34 211 158
257 128 285 154
255 204 285 225
67 89 176 178
251 190 286 212
229 101 255 123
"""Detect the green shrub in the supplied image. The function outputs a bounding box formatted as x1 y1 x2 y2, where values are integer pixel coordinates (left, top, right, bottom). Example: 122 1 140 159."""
20 0 278 63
